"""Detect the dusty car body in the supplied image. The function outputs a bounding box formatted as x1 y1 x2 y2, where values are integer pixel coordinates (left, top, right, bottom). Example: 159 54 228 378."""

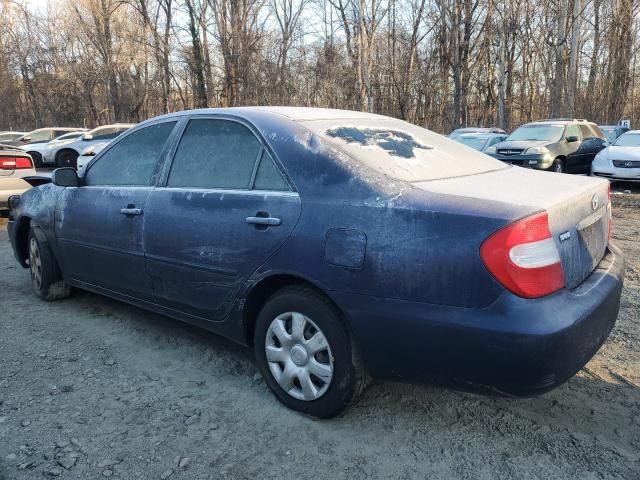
7 107 624 417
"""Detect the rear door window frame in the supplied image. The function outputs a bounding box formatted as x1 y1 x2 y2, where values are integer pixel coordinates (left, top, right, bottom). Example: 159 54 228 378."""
158 114 296 193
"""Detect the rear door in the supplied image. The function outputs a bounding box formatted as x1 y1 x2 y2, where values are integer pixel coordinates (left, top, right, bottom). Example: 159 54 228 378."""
56 121 177 299
144 116 301 321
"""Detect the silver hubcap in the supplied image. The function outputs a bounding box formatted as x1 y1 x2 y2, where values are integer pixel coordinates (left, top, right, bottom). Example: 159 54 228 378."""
265 312 334 401
29 237 42 291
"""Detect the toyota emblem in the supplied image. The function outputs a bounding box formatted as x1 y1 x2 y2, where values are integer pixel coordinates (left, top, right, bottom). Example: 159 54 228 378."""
591 194 599 211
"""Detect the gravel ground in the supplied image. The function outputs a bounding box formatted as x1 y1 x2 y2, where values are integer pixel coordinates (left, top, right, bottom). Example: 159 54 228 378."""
1 184 639 480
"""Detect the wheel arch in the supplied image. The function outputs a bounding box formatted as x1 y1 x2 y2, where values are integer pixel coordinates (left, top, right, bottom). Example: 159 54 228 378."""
14 216 34 266
241 273 346 348
55 147 80 162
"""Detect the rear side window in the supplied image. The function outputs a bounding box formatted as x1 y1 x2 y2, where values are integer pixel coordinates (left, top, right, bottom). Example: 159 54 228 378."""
579 125 593 139
167 119 261 189
253 150 289 191
85 122 176 186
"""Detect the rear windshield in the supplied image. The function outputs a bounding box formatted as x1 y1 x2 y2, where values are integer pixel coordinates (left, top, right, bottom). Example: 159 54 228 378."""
614 133 640 147
304 119 507 182
507 124 565 142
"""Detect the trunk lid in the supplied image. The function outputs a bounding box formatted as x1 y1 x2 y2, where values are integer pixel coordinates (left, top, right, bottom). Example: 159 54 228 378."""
414 166 610 290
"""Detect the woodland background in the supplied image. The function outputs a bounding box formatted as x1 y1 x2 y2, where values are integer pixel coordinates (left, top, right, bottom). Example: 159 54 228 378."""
0 0 637 133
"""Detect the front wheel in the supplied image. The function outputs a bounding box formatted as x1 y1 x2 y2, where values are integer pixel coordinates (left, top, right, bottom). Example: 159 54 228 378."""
254 286 366 418
28 229 71 301
551 158 565 173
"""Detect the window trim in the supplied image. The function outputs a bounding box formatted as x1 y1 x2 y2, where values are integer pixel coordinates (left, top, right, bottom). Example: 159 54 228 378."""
82 119 179 188
159 114 295 193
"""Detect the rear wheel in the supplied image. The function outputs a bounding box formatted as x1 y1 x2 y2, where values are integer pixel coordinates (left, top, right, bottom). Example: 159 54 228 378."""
28 228 71 301
56 150 79 169
254 286 365 418
551 157 565 173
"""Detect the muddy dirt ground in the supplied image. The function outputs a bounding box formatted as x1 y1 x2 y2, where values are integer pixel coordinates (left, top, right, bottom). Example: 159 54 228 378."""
0 184 639 480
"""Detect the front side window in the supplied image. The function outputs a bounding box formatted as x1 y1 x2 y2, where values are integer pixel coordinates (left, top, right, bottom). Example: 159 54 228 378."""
168 119 262 189
90 127 127 141
24 129 52 143
565 124 581 140
85 122 176 186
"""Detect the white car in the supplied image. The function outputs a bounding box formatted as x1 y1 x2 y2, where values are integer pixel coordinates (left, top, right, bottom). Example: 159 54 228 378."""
17 128 86 166
49 123 134 168
39 131 89 166
592 130 640 182
76 142 109 172
0 146 37 215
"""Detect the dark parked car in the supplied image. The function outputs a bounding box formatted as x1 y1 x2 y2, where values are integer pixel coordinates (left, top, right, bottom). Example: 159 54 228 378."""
7 108 624 418
486 119 607 173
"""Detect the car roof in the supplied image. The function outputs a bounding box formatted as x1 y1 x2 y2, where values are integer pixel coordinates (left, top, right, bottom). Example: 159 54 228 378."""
620 130 640 134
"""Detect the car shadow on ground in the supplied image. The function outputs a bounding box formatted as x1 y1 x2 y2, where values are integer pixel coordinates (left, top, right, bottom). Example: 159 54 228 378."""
68 287 640 439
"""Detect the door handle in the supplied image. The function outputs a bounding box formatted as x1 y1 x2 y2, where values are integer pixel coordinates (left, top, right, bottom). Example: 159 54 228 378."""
120 207 143 216
246 216 281 226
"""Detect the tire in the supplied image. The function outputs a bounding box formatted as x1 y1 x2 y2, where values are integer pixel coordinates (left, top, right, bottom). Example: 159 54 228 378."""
551 157 565 173
28 228 71 301
56 150 79 169
28 151 43 168
254 286 366 418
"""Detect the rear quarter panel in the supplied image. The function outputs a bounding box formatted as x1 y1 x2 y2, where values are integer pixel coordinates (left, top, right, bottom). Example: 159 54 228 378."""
244 112 533 309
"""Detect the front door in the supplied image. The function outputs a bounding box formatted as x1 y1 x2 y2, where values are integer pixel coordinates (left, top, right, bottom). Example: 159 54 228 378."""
564 123 583 172
56 121 178 300
143 117 301 321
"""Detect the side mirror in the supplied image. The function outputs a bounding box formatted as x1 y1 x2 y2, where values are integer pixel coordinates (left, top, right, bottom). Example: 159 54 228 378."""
20 136 31 143
82 134 93 141
52 168 79 187
566 135 579 143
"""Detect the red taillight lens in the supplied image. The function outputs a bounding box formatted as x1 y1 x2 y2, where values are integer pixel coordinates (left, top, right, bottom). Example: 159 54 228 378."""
0 156 33 170
480 211 565 298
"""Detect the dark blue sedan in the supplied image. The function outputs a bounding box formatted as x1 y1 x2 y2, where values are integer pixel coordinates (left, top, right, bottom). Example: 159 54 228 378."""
7 108 624 417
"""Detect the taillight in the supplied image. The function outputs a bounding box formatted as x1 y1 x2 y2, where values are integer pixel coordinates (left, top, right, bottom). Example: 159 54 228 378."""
480 211 565 299
0 156 33 170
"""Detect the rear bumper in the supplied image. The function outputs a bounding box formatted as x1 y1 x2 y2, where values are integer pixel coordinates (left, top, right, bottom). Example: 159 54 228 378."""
333 243 624 396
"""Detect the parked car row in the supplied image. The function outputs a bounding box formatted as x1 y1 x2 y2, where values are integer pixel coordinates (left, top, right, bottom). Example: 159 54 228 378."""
450 119 634 176
0 124 134 169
